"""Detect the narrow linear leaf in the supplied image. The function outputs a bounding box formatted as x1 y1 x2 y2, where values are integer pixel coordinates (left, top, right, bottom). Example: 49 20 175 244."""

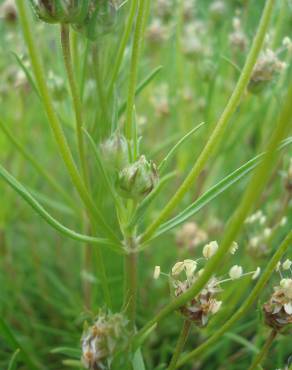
0 119 78 212
158 122 205 173
51 347 81 359
83 128 122 209
11 51 41 99
224 332 259 354
0 318 40 370
8 349 20 370
0 165 124 254
132 348 146 370
118 65 163 116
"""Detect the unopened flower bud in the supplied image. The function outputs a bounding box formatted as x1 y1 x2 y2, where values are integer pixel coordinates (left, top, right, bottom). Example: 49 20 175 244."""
29 0 90 24
117 155 159 200
153 265 161 280
101 132 129 171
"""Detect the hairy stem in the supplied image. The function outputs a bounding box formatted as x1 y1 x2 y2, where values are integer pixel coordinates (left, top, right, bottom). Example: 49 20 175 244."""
140 0 275 244
168 320 191 370
124 250 138 329
60 24 88 184
248 330 277 370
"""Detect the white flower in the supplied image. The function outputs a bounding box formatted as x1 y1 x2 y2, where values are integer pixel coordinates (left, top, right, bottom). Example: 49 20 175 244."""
252 267 261 280
284 302 292 315
263 228 272 238
280 278 292 299
153 266 161 280
282 259 292 270
230 241 239 255
209 299 222 314
171 261 185 276
283 36 292 51
229 265 243 280
203 241 218 259
183 259 197 278
276 261 281 272
280 217 287 226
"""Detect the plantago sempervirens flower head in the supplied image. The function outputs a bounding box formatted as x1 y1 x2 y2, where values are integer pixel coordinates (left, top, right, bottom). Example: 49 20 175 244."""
117 155 159 200
81 311 129 370
263 278 292 330
29 0 90 24
0 0 17 23
248 48 286 93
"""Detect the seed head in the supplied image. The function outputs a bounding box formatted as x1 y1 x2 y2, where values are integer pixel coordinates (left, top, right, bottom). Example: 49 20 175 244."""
263 279 292 330
81 311 129 370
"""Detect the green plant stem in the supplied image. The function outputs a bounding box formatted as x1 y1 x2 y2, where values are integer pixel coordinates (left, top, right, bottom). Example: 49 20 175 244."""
124 0 147 148
107 0 138 98
134 64 292 345
168 320 191 370
16 0 117 242
140 0 275 244
177 231 292 368
60 24 88 183
247 330 277 370
124 249 138 329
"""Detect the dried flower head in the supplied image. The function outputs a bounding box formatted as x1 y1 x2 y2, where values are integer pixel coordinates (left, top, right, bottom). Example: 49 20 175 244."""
229 16 248 51
81 311 129 370
248 49 287 93
0 0 17 23
176 222 208 251
263 278 292 330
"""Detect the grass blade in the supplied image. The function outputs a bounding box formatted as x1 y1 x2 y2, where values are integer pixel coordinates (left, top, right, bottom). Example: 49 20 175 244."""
158 122 205 173
0 164 124 253
118 65 163 117
0 318 40 370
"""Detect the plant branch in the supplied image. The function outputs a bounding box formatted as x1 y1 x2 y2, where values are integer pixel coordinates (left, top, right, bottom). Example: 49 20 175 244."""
168 320 191 370
247 330 277 370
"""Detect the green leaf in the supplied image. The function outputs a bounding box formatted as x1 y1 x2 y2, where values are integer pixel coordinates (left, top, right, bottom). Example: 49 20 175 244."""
0 318 40 370
118 65 163 117
132 348 146 370
158 122 205 173
8 349 20 370
0 164 124 254
224 332 259 354
11 51 41 99
51 347 82 359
